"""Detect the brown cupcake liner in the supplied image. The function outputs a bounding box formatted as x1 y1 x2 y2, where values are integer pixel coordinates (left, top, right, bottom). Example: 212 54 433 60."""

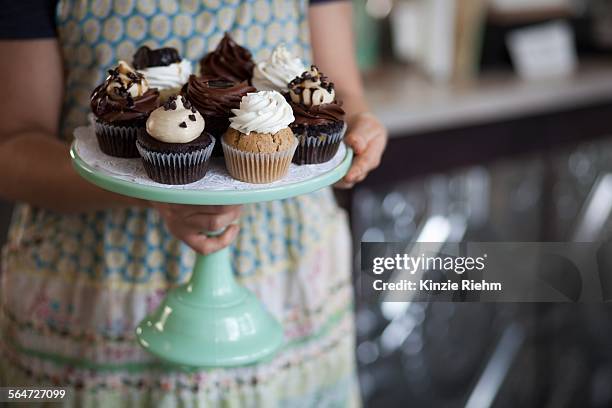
136 137 215 185
221 137 298 184
94 120 143 158
292 123 347 165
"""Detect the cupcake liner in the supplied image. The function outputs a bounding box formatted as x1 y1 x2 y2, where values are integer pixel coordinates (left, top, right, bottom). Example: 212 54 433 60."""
221 137 298 184
292 122 347 165
136 137 215 185
94 120 143 158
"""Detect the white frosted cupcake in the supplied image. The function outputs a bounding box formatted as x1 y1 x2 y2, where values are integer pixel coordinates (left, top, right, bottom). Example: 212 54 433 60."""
251 45 305 93
222 91 298 184
133 46 192 102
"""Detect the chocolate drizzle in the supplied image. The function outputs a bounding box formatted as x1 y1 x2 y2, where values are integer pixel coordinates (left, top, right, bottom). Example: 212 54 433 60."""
90 83 159 123
289 65 334 93
133 46 182 69
199 33 255 82
288 65 335 106
287 65 344 126
105 65 147 103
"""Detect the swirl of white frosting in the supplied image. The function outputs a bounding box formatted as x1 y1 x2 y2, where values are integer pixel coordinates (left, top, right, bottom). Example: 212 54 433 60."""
252 45 305 92
146 96 205 143
106 61 149 99
229 91 294 134
138 59 192 90
289 66 335 107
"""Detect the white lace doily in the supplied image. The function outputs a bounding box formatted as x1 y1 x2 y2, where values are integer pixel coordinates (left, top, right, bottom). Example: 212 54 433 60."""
73 126 347 191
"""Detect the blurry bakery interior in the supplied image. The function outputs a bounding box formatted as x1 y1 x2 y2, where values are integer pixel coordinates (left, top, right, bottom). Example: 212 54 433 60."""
2 0 612 406
346 0 612 406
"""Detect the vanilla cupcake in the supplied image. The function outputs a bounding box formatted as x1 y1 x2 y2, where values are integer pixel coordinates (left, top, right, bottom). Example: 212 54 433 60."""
222 91 297 184
136 96 214 185
288 65 346 165
133 46 192 102
252 45 305 93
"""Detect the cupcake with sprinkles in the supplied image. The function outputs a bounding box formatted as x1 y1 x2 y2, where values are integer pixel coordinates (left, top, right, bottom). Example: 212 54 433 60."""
90 61 159 158
287 65 346 165
133 46 192 102
136 95 215 185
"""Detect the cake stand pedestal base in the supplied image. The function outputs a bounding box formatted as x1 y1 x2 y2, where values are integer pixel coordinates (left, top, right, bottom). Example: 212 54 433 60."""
136 247 283 367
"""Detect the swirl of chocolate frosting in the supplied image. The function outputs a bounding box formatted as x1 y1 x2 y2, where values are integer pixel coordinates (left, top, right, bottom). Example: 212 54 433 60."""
90 63 159 123
289 100 345 126
184 75 255 118
199 33 255 83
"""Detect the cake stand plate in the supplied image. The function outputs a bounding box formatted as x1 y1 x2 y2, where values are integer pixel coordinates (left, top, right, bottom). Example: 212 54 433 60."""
70 127 352 367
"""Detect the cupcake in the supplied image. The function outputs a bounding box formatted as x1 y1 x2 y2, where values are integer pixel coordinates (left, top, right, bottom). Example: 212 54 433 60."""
252 45 305 93
221 91 297 184
136 95 215 185
199 32 255 83
287 66 346 165
133 46 192 102
90 61 159 158
183 75 255 139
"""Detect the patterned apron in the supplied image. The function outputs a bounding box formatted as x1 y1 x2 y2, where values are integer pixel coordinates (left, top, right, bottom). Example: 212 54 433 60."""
0 0 359 406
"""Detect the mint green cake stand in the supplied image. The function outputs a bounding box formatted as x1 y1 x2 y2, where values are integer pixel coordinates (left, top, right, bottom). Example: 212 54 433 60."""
69 130 352 368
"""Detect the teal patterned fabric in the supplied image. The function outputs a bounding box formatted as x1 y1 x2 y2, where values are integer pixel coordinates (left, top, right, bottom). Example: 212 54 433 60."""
0 1 359 406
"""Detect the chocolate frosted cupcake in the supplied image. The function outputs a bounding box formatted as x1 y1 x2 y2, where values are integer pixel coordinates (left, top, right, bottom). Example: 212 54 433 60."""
136 96 215 185
288 66 346 165
222 91 297 184
90 61 159 157
252 45 305 93
199 32 254 83
183 75 255 139
133 46 192 102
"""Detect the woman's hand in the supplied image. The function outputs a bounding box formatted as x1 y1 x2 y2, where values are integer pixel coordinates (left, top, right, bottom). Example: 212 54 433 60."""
152 203 242 254
336 112 387 188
